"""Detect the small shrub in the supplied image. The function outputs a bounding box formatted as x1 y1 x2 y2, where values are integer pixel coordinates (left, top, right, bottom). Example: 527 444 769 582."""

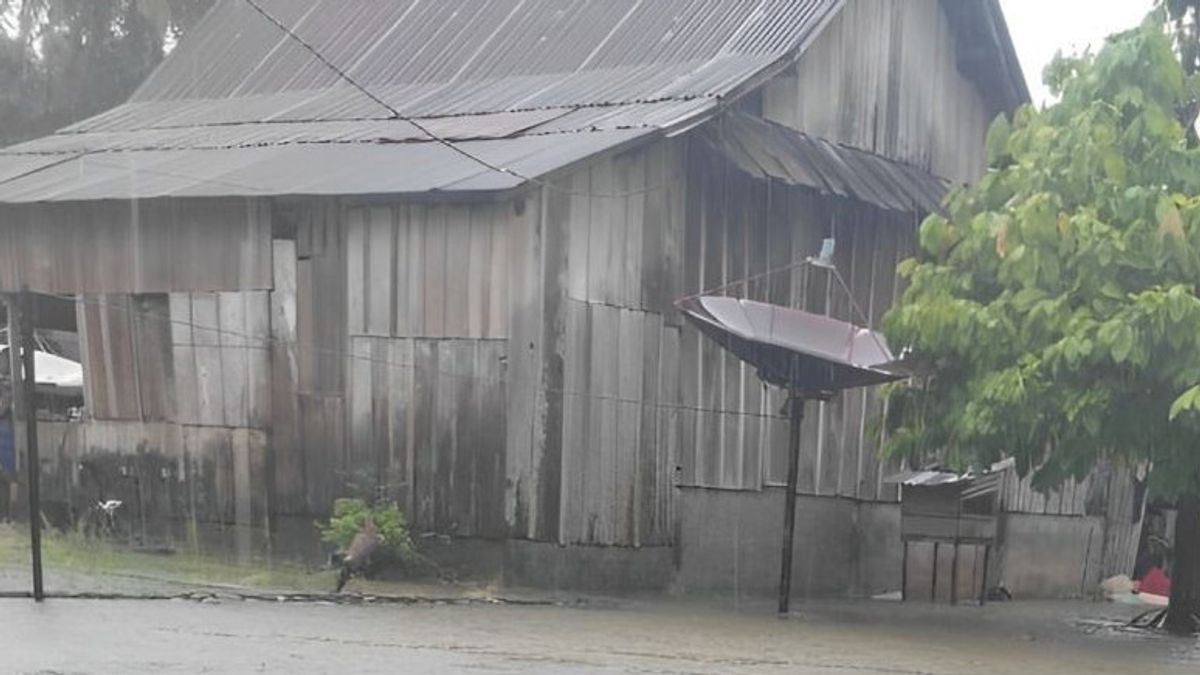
317 498 415 562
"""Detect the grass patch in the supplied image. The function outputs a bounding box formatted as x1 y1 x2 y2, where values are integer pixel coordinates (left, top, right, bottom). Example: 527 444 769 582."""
0 522 334 593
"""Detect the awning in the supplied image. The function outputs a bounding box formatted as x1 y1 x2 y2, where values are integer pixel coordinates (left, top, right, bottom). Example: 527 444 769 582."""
703 112 950 214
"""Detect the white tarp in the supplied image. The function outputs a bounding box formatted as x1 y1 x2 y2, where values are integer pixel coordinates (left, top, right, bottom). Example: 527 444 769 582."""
0 346 84 389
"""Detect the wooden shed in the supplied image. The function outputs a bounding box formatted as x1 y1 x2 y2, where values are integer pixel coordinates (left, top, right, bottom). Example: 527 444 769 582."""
0 0 1144 596
889 468 1003 603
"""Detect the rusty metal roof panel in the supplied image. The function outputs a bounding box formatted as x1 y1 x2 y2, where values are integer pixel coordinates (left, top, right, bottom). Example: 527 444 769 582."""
705 112 950 214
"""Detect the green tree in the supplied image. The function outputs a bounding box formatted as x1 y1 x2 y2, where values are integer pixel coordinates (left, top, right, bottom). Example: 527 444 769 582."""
1168 0 1200 76
882 14 1200 634
0 0 213 145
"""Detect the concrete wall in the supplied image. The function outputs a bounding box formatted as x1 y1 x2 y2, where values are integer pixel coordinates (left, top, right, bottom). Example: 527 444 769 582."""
675 486 900 599
997 514 1105 600
504 541 674 593
675 487 1107 601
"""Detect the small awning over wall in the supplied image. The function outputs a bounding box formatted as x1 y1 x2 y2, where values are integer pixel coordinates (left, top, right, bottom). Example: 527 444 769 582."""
702 112 950 214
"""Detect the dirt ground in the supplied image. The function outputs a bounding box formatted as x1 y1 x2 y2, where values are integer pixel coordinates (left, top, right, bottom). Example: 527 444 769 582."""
3 595 1197 674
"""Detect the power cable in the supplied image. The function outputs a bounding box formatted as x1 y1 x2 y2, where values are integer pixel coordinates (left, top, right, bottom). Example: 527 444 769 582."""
238 0 687 200
49 291 789 423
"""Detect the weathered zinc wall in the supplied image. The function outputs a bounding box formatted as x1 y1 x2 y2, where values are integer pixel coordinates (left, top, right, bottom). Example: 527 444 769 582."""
336 199 527 539
762 0 992 183
677 140 917 504
506 138 688 549
268 200 346 518
1 197 275 546
0 198 272 293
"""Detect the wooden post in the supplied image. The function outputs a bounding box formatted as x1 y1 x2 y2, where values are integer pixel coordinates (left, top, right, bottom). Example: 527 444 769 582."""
778 393 805 617
17 289 43 601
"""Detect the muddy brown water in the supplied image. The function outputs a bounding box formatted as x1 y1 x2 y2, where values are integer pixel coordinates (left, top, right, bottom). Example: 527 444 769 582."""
2 595 1197 674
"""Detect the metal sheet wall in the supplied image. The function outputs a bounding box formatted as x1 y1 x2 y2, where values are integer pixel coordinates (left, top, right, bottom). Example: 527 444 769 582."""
76 291 270 429
0 198 272 293
77 293 173 421
167 291 271 429
346 337 508 538
762 0 991 184
36 420 269 536
508 138 688 547
345 203 513 340
270 200 348 516
677 139 915 503
340 200 524 536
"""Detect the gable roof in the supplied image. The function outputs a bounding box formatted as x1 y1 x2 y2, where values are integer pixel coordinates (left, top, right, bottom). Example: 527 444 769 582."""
0 0 842 202
0 0 1023 203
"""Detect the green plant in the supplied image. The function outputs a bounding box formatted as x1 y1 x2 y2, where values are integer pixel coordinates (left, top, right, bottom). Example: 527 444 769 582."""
316 498 415 562
882 11 1200 634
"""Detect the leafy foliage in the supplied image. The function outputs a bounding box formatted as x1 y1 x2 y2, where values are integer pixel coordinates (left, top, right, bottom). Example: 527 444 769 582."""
0 0 214 145
317 498 416 562
882 12 1200 499
1166 0 1200 76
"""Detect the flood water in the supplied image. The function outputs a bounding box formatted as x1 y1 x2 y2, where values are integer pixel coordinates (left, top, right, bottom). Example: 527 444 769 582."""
2 596 1197 674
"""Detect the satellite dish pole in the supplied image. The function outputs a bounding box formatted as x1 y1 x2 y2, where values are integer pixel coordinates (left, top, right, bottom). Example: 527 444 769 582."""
777 387 805 616
678 242 903 618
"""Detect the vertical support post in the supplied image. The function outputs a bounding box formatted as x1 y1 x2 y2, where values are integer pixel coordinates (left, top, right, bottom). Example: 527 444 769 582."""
931 541 939 602
5 296 22 520
778 392 805 617
979 545 990 606
18 289 43 601
901 540 908 601
950 542 959 605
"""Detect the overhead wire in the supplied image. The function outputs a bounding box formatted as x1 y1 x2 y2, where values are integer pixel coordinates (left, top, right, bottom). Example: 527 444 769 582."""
46 291 790 423
0 0 694 200
3 0 891 420
236 0 688 201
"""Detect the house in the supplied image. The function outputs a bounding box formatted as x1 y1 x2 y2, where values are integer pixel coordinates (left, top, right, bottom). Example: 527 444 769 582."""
0 0 1144 598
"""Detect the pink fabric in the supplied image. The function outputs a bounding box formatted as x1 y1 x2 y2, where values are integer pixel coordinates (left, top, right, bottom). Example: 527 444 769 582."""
1139 566 1172 597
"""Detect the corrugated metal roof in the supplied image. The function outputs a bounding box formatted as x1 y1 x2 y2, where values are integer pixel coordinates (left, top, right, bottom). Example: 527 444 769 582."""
885 465 1006 498
134 0 840 106
0 0 846 202
886 469 970 487
0 129 653 202
703 112 950 214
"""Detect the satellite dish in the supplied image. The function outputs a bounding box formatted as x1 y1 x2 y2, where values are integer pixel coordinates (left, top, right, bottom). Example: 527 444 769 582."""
678 296 901 396
676 271 908 617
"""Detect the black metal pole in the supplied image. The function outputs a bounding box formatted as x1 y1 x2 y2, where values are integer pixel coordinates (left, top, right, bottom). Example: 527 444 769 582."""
979 545 990 606
19 289 43 601
778 392 804 617
931 542 939 603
